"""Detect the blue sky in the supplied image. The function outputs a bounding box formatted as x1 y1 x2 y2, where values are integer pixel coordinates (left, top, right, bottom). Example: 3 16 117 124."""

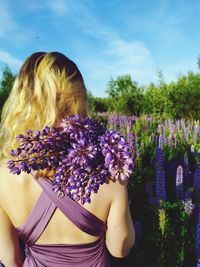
0 0 200 97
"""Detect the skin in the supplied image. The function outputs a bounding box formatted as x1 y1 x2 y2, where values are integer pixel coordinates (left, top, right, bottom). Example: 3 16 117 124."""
0 159 135 266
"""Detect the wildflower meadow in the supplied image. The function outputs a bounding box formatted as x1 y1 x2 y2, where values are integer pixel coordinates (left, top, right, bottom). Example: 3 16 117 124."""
97 113 200 267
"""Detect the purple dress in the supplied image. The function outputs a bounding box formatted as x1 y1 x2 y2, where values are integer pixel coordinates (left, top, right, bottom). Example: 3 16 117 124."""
17 178 110 267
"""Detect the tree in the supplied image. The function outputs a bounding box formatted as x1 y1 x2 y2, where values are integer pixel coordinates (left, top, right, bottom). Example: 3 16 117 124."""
0 65 16 113
143 82 162 114
87 91 109 115
106 75 144 115
168 71 200 119
143 71 174 117
197 55 200 70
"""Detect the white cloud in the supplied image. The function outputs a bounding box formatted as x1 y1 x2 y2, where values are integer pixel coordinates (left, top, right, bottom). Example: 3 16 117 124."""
0 51 22 68
79 35 157 97
105 39 151 65
45 0 68 16
70 2 157 94
0 1 17 38
24 0 68 16
102 38 156 84
0 1 33 44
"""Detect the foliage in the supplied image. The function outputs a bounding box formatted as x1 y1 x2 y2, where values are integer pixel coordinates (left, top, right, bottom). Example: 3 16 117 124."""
168 72 200 120
103 68 200 120
143 80 173 116
0 65 16 114
104 64 200 120
87 91 109 115
106 75 144 115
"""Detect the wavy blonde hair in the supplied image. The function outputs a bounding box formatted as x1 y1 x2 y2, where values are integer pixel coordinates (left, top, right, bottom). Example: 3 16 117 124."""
0 52 88 159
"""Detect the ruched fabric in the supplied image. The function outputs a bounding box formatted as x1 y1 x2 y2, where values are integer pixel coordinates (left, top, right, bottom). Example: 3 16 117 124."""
17 177 110 267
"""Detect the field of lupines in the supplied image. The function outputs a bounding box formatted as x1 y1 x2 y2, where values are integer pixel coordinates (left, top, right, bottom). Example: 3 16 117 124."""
96 112 200 267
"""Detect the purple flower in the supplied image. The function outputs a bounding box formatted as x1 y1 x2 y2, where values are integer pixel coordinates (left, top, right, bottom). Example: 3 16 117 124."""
127 132 137 160
194 152 200 190
10 148 22 156
182 198 195 215
193 125 200 145
8 115 134 205
126 116 134 135
99 130 134 181
184 126 190 143
145 182 153 195
134 221 143 241
155 147 166 201
176 165 184 199
158 135 164 149
145 181 158 205
196 208 200 265
107 114 116 130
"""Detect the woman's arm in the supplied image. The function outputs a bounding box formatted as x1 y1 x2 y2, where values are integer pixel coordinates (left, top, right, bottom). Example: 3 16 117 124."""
0 206 23 267
105 181 135 258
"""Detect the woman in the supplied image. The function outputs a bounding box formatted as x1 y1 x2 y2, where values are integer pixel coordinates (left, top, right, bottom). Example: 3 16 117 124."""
0 52 135 267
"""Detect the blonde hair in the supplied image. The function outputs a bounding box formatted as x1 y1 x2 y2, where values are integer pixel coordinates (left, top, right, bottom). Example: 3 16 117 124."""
0 52 88 159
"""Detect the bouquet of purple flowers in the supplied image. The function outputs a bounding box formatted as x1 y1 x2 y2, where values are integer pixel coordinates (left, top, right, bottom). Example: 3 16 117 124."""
7 115 134 204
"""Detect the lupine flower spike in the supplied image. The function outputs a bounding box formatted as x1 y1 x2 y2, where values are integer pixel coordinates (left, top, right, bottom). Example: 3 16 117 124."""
7 115 134 205
155 147 166 202
176 165 184 199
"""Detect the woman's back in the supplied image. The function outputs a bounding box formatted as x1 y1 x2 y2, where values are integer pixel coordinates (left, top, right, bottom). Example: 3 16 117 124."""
0 160 111 245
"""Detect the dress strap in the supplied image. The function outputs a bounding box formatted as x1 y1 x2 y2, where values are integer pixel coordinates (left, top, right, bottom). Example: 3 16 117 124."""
37 177 107 237
18 191 57 246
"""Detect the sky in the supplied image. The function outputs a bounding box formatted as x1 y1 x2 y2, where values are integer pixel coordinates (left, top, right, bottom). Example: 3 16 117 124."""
0 0 200 97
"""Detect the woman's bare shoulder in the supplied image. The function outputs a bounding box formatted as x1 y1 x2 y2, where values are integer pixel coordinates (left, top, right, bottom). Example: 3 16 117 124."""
0 159 25 181
0 160 13 210
0 159 8 168
0 159 11 181
0 159 17 178
0 159 23 197
99 178 128 201
0 160 13 192
106 179 127 190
